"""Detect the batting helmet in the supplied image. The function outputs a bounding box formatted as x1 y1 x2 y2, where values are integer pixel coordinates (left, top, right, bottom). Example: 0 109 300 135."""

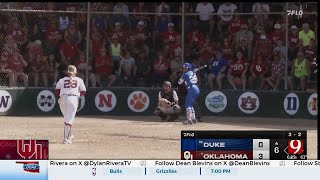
183 63 192 69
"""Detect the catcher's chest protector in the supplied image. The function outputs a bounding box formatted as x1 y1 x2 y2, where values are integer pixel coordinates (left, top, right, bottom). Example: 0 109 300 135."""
160 90 174 102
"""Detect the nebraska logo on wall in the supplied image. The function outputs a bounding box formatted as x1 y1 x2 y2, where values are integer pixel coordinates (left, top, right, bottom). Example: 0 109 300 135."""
77 96 85 112
307 93 317 116
127 91 149 112
238 92 260 114
37 90 56 112
283 93 299 115
95 90 117 112
0 90 13 113
205 91 227 113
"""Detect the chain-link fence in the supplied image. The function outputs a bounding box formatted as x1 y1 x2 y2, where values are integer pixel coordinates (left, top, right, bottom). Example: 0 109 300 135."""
0 2 317 91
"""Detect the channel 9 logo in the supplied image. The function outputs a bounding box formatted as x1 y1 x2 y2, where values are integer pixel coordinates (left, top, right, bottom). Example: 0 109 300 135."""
288 140 304 155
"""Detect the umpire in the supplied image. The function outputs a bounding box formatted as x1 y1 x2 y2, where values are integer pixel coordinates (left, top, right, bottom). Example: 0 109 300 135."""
154 81 181 122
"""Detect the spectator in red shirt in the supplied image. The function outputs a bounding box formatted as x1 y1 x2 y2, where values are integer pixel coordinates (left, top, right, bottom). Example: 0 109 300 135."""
288 25 300 60
74 52 87 80
227 51 248 90
221 38 234 62
93 47 116 88
46 20 62 47
228 10 244 36
7 17 27 47
90 25 105 58
269 23 285 46
59 35 79 62
303 38 317 63
9 49 28 87
266 51 286 90
199 35 216 65
3 35 19 56
253 35 273 63
162 23 180 50
0 51 14 87
29 54 48 87
152 51 170 87
131 21 150 58
187 26 205 50
248 53 268 90
27 40 44 63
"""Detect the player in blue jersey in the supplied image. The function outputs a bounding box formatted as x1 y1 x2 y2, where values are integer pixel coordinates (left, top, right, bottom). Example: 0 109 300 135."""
178 63 200 124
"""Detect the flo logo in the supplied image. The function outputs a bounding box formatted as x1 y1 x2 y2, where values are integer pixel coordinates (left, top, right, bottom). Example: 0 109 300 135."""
95 90 117 112
283 93 299 115
307 93 317 116
37 90 56 112
205 91 227 113
238 92 260 114
16 161 40 173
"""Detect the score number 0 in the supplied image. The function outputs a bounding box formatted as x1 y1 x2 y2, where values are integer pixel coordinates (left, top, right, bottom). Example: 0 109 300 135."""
288 140 304 155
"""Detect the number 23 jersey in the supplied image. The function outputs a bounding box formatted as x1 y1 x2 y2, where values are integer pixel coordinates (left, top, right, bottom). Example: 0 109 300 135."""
55 77 86 97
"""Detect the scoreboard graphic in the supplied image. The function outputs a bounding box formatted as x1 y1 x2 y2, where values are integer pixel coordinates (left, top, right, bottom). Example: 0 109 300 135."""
181 131 307 160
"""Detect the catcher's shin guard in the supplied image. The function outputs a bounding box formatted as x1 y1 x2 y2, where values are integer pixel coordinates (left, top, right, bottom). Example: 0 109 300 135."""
173 105 181 120
154 108 167 120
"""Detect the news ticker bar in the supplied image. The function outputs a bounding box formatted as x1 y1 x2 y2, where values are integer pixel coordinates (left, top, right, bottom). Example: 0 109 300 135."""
2 160 320 180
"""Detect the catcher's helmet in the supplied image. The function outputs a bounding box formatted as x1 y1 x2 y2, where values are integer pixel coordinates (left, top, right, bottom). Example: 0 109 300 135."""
183 63 192 69
162 81 172 87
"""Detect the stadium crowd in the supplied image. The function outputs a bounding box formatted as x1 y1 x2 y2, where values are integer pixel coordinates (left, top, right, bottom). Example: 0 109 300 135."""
0 2 317 91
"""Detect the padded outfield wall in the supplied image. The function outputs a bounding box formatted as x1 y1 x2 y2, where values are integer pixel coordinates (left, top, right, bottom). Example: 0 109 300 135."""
0 88 317 120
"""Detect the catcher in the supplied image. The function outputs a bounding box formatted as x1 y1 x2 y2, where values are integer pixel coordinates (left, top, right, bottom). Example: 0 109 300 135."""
154 81 181 121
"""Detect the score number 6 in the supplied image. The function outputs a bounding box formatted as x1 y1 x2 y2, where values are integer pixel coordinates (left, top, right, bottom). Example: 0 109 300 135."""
288 140 304 155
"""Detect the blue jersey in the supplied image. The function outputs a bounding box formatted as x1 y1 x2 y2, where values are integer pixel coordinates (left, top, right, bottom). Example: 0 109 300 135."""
211 58 228 75
178 70 198 89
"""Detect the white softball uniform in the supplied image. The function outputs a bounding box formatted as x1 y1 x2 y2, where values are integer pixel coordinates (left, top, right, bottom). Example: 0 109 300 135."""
55 76 86 124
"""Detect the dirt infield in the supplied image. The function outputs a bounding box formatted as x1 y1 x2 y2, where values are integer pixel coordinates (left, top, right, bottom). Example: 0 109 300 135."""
0 116 317 160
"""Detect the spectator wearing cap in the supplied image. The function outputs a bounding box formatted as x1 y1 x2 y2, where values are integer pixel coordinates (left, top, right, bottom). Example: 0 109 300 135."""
9 49 28 87
134 50 151 86
207 50 228 90
93 47 116 88
109 35 123 74
248 53 268 90
235 23 253 61
162 23 180 51
64 21 82 47
152 51 170 87
253 34 273 63
195 2 215 36
227 51 248 90
269 23 285 46
33 13 49 42
59 35 79 62
299 23 315 48
109 22 127 45
266 51 286 90
217 2 238 34
130 21 150 58
288 51 311 91
288 25 300 60
0 51 15 87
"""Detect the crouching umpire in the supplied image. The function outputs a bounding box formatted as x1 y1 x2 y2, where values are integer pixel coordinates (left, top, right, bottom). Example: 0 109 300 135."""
154 81 181 121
